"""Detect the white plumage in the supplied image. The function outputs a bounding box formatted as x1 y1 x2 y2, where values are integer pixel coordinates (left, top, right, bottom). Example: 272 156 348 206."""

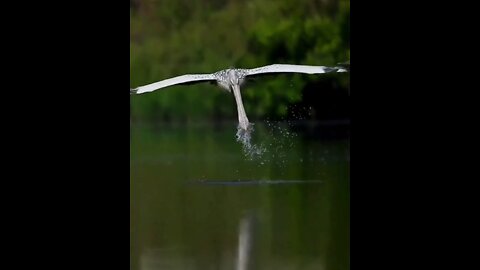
246 64 346 76
131 64 347 130
133 74 216 94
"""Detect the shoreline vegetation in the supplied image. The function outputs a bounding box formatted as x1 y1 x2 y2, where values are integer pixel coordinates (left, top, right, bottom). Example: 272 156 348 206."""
130 0 350 122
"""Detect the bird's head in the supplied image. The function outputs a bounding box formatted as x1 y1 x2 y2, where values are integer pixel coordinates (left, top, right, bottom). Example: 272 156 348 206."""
227 69 240 87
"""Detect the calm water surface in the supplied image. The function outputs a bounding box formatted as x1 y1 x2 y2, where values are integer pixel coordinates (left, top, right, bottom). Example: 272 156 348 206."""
130 121 349 270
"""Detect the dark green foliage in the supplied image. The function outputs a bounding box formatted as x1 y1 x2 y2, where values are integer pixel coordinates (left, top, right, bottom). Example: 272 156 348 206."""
130 0 349 123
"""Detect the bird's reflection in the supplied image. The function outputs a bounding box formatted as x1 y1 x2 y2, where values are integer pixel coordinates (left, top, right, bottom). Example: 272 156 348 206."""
236 211 258 270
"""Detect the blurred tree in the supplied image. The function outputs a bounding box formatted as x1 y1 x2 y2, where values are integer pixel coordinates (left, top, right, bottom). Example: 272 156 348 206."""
130 0 349 123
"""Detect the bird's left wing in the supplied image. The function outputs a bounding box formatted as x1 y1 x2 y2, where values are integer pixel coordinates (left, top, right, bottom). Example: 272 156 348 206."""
131 73 216 94
245 64 347 77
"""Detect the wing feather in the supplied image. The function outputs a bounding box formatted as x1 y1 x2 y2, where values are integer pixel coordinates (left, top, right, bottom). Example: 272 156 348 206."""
246 64 346 76
132 73 216 94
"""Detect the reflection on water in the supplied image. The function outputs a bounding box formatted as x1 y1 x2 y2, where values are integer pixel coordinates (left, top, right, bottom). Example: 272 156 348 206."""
130 121 349 270
236 212 257 270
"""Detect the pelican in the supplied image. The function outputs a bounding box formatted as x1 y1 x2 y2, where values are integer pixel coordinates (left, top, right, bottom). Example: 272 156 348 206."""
130 64 348 131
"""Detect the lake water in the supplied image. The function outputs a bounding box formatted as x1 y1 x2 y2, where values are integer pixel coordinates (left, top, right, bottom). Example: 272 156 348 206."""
130 121 350 270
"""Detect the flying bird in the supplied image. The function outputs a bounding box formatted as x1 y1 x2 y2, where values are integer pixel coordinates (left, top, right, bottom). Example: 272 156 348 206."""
130 64 347 131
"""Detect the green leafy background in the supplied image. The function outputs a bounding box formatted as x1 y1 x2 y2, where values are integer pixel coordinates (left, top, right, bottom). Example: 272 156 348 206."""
130 0 349 123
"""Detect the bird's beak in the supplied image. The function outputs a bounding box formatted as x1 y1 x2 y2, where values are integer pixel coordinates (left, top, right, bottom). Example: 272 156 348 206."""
231 84 250 131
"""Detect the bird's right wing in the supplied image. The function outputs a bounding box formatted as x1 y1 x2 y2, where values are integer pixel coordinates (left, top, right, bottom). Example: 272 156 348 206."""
131 73 216 94
246 64 347 77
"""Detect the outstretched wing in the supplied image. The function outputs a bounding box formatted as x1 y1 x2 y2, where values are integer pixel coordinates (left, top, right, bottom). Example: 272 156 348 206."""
245 64 347 77
336 61 350 72
131 73 216 94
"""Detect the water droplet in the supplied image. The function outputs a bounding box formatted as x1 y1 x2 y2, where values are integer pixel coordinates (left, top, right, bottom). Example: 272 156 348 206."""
236 123 266 159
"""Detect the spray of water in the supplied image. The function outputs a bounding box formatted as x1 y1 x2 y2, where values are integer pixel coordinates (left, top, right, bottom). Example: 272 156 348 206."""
235 123 266 160
235 119 301 166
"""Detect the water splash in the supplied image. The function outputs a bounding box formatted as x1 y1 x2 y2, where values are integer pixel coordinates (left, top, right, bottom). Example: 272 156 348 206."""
236 123 266 160
235 120 301 166
263 120 300 169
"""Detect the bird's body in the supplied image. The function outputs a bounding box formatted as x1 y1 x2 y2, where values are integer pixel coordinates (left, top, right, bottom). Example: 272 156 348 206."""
131 64 347 131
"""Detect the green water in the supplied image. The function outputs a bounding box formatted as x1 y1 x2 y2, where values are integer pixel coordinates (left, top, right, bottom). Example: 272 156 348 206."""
130 121 349 270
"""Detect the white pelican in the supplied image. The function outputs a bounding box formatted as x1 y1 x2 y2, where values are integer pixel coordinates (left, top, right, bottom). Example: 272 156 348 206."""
131 64 347 131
